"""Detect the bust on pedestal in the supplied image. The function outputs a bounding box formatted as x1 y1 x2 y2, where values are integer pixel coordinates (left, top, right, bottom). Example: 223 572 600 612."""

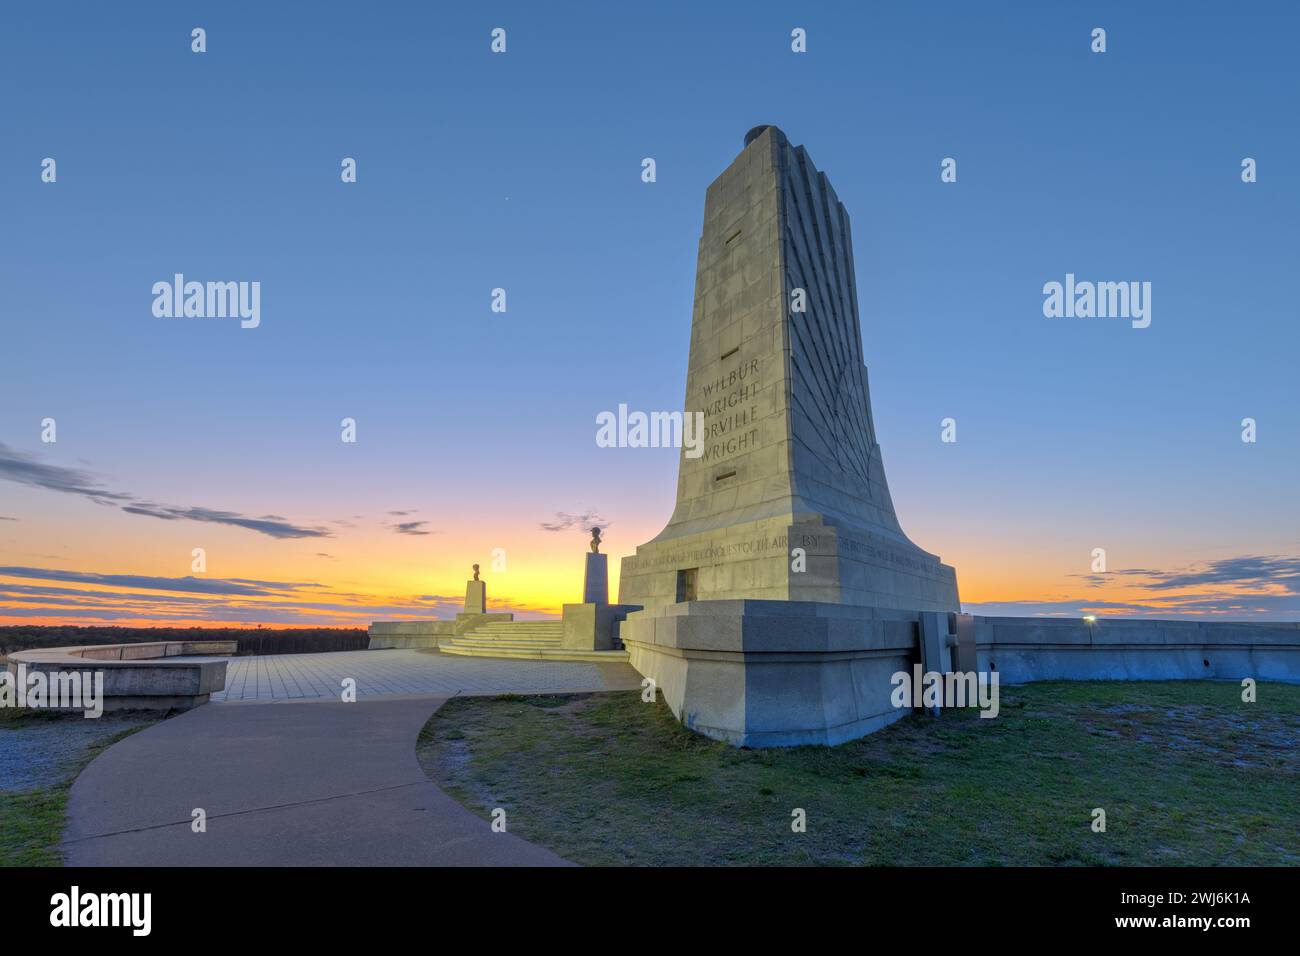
582 527 608 605
464 563 486 615
561 528 640 651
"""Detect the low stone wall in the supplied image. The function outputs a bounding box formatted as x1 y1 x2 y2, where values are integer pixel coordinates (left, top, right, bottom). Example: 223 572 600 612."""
369 613 515 649
368 620 455 649
972 617 1300 685
617 603 1300 749
8 640 236 711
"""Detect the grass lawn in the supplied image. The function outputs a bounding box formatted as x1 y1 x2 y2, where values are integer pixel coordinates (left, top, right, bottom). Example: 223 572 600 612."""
0 709 157 867
417 680 1299 866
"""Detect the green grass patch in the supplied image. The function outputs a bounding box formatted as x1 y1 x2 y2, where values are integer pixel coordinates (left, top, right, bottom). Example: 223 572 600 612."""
0 719 156 867
417 681 1299 866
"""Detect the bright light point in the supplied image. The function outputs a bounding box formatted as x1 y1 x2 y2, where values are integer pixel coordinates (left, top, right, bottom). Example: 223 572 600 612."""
1083 615 1097 623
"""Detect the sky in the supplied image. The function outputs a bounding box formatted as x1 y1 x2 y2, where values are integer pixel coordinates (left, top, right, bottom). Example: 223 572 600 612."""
1 1 1297 627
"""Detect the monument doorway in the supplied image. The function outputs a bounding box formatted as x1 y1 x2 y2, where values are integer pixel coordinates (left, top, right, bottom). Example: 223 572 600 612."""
676 568 698 603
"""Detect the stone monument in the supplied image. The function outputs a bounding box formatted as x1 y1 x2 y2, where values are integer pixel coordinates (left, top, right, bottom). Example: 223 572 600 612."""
563 529 638 651
617 126 960 747
464 563 486 615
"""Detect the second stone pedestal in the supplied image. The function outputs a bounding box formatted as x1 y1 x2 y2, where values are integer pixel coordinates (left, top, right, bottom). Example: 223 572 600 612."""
583 553 608 605
464 579 486 615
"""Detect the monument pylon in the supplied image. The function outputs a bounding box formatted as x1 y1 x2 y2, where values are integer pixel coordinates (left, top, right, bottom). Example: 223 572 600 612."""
618 126 960 746
620 126 958 614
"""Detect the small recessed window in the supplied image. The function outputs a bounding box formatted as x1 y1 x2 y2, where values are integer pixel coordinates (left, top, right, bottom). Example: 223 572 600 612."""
714 469 737 481
725 228 742 245
720 346 739 360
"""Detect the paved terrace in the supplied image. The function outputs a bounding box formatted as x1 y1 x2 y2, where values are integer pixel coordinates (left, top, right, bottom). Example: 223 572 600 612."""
213 647 638 702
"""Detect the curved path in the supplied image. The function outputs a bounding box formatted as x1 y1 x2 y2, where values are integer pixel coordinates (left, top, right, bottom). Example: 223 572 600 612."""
63 650 641 866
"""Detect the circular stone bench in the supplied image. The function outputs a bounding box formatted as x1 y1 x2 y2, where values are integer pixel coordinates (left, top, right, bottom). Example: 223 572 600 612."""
6 640 236 711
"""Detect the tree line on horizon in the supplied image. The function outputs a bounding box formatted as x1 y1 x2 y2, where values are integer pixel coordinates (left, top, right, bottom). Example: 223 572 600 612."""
0 625 369 657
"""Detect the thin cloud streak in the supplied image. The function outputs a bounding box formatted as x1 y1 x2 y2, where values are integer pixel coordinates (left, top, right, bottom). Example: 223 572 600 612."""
0 442 330 539
983 553 1300 621
392 520 433 536
539 510 607 533
1071 555 1300 595
0 566 321 596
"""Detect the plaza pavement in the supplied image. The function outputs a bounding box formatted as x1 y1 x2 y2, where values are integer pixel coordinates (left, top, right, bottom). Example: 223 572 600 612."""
62 649 642 866
213 647 636 701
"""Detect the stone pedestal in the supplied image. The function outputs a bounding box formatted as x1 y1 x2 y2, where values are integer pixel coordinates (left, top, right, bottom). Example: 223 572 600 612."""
582 553 608 605
464 579 486 615
561 602 639 651
619 600 921 747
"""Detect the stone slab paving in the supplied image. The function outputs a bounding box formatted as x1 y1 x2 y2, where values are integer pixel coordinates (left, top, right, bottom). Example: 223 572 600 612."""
213 648 640 702
63 650 642 865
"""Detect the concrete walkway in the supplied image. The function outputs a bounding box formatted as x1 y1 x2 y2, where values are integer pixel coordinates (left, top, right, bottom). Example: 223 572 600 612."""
64 650 641 865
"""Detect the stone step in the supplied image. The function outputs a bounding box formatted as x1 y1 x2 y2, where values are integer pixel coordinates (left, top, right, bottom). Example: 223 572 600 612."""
465 631 562 638
461 623 562 637
451 637 563 648
465 632 562 640
471 623 562 632
438 642 630 664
